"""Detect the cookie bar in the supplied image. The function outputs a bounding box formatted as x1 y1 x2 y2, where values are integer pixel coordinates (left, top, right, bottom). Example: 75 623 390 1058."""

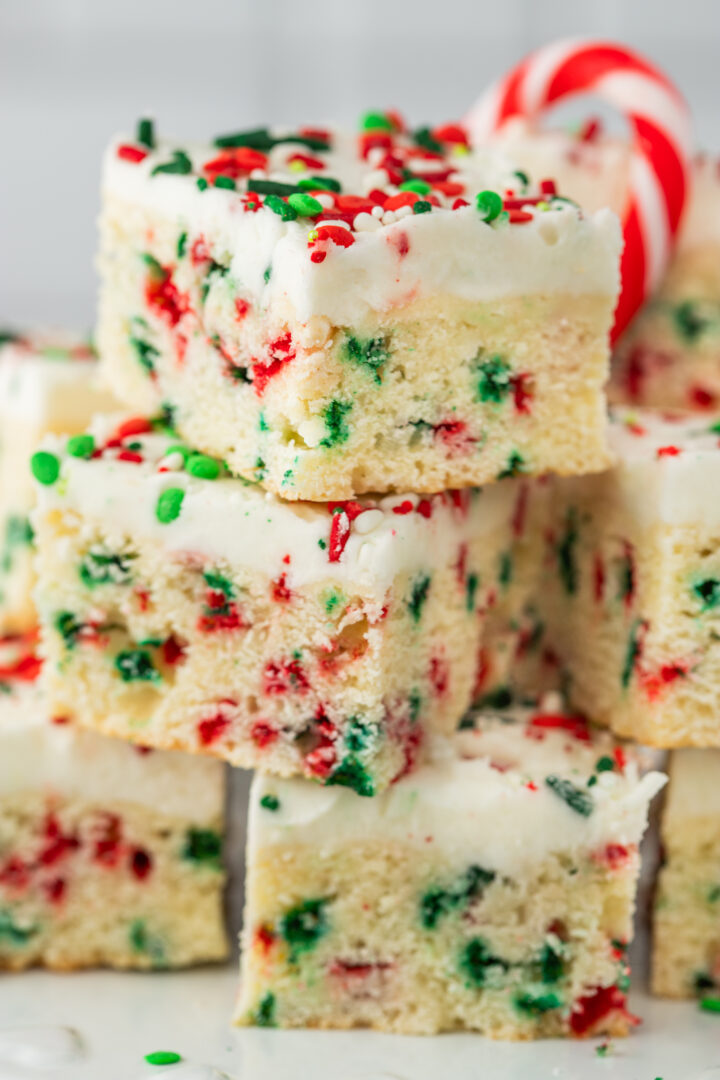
97 115 619 501
237 702 664 1037
0 331 117 632
612 156 720 410
652 749 720 997
0 633 227 971
31 414 518 793
540 407 720 745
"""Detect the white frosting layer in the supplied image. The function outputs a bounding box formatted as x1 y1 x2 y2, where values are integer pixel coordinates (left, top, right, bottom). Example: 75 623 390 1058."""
35 415 516 591
485 118 632 219
0 680 224 823
103 129 621 324
0 332 117 428
249 706 665 877
605 407 720 527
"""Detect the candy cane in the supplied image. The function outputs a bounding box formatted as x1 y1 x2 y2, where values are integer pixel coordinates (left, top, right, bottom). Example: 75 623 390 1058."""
465 39 693 340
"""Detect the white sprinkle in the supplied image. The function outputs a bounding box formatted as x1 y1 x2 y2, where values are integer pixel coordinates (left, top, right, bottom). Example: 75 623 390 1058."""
353 212 381 232
353 509 384 535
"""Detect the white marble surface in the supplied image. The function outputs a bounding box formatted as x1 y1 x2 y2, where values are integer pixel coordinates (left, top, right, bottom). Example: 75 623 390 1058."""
2 965 720 1080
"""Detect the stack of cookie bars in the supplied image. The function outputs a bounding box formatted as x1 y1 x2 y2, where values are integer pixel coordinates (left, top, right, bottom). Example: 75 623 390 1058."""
5 111 685 1038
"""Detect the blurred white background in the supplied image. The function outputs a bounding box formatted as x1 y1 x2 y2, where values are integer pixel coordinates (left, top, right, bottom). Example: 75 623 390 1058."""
1 0 719 330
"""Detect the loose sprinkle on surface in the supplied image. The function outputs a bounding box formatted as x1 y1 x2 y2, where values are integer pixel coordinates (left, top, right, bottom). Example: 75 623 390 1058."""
144 1050 182 1065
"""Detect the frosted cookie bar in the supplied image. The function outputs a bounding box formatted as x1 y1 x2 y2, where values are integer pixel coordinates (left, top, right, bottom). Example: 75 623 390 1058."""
652 749 720 997
0 330 118 633
613 156 720 410
540 408 720 746
237 704 664 1037
0 634 227 971
31 414 517 793
97 115 619 501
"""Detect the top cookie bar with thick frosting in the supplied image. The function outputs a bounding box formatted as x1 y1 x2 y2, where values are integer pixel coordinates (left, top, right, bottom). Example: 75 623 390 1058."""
104 117 621 325
98 114 619 500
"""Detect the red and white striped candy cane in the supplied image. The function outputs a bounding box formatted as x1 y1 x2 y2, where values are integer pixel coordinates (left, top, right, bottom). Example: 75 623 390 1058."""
465 39 693 340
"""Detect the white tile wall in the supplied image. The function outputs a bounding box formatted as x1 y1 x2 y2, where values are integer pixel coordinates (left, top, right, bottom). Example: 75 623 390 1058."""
1 0 719 326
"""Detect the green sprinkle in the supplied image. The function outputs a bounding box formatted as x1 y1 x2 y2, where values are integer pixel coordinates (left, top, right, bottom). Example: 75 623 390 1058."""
320 399 352 448
129 335 159 376
343 334 390 383
475 354 512 404
674 300 713 343
263 265 272 284
474 685 513 710
466 572 478 612
151 150 192 177
557 508 578 595
700 996 720 1013
459 937 508 987
407 573 431 622
176 231 187 259
165 443 191 463
79 549 134 588
182 827 221 865
298 175 341 193
413 126 443 154
539 939 565 983
249 181 302 199
129 919 165 964
67 434 95 460
136 117 155 149
318 538 327 550
545 775 594 817
254 991 277 1027
145 1051 181 1066
621 618 646 689
280 898 329 961
413 199 432 214
186 453 220 480
287 192 323 217
360 110 394 131
203 569 235 597
260 794 280 811
421 865 495 930
31 451 60 485
498 450 525 479
214 174 236 190
708 885 720 903
498 550 512 588
476 190 503 222
694 577 720 611
327 756 375 797
513 169 530 190
400 178 431 195
0 908 39 945
156 487 185 524
264 194 297 221
114 649 160 683
214 128 329 152
514 989 563 1016
596 755 615 773
196 176 208 191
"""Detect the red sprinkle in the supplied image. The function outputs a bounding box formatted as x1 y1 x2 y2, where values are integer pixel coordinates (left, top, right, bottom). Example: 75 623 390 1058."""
251 720 278 749
271 573 292 603
569 985 636 1036
656 444 681 458
130 848 153 880
117 144 148 164
528 712 591 742
197 712 231 746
